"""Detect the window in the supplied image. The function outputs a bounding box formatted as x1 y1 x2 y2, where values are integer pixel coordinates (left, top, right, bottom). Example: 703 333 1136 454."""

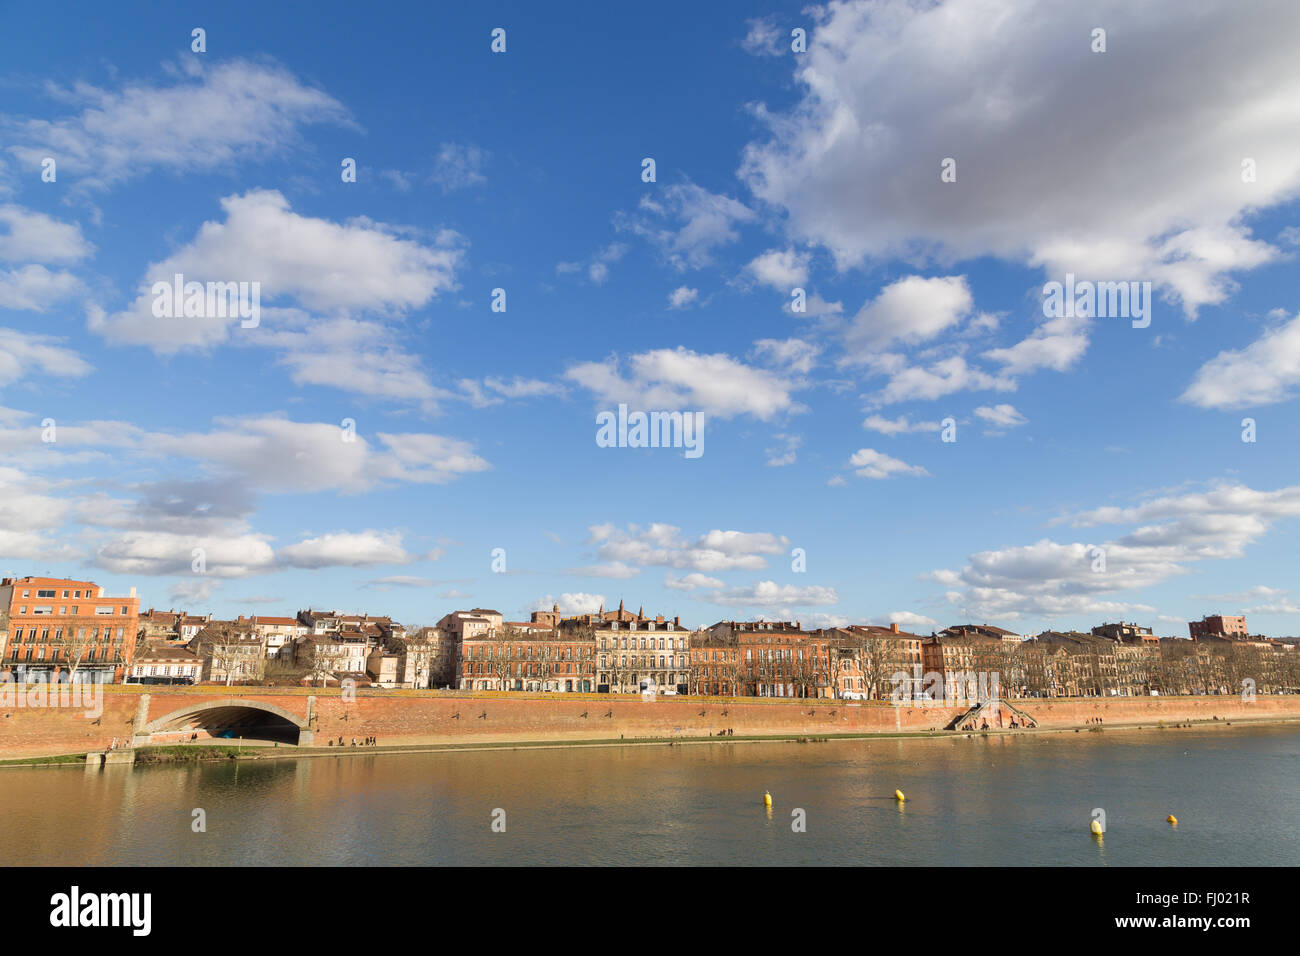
37 589 55 598
95 606 113 615
62 591 69 598
32 607 53 615
59 607 66 615
73 591 81 598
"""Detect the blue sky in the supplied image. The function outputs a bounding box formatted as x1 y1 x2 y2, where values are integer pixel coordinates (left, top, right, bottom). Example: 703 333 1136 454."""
2 0 1300 636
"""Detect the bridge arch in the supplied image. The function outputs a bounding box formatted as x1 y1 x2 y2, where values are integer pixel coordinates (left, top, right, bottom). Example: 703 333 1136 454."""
142 698 311 745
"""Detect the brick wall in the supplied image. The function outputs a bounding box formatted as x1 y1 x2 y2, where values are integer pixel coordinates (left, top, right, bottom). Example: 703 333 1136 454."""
2 685 1299 758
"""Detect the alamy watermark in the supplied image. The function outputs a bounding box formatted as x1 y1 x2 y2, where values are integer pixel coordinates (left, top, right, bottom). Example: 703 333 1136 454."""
0 673 103 719
596 403 704 459
1042 273 1150 328
152 273 260 328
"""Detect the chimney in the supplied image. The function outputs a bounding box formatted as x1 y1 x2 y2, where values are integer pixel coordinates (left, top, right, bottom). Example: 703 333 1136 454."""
891 622 899 634
129 586 136 598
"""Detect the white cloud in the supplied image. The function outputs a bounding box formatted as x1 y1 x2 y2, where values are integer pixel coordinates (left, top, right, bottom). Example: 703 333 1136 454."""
280 530 412 569
862 414 940 436
0 205 93 263
751 337 819 374
974 403 1028 429
5 59 350 191
698 580 840 609
746 248 810 289
566 346 800 420
622 181 756 270
740 0 1300 315
847 448 929 479
0 265 82 311
96 530 275 578
0 327 93 387
1181 310 1300 409
531 593 606 615
589 523 789 573
843 275 973 355
665 572 726 591
741 17 787 57
91 190 465 353
935 482 1300 622
668 286 700 309
429 142 487 192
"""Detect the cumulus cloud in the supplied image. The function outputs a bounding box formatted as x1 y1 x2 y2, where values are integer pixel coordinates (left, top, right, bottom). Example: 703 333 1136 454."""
746 248 810 289
4 59 351 191
566 346 801 421
621 181 756 270
974 403 1028 429
668 285 700 309
280 530 412 568
0 327 93 388
862 414 941 436
740 0 1300 315
588 523 789 574
846 448 929 480
697 580 840 610
933 482 1300 622
1181 310 1300 409
531 593 606 615
843 275 973 356
90 190 465 354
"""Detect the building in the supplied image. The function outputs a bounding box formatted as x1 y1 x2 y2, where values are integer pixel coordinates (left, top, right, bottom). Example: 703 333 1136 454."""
295 631 369 684
237 615 308 658
690 630 741 696
1189 615 1248 641
574 601 690 694
458 623 598 692
138 608 184 641
386 628 446 688
938 623 1021 644
190 624 267 684
840 623 927 699
1092 621 1159 646
705 621 831 698
126 642 203 685
0 576 139 683
922 632 1007 703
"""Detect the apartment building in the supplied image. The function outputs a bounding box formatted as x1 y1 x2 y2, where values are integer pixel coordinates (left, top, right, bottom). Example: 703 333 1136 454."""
0 576 139 683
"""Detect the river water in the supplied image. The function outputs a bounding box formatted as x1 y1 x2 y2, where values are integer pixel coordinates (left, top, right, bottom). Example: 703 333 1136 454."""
3 725 1297 866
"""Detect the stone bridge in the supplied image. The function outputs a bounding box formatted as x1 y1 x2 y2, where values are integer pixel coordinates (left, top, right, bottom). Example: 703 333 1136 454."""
131 693 317 746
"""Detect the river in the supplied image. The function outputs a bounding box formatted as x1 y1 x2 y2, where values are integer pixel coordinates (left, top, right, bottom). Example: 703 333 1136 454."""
3 725 1297 865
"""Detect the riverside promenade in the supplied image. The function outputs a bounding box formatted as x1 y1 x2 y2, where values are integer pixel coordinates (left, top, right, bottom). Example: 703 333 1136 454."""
3 683 1300 761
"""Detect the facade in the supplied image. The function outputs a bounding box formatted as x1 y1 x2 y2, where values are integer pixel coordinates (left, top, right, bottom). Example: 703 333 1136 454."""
458 625 597 692
190 625 267 684
295 631 369 683
237 615 308 658
580 603 690 693
690 631 742 696
1189 615 1248 641
1092 621 1158 645
921 633 1006 703
0 576 139 683
126 642 203 685
705 621 831 698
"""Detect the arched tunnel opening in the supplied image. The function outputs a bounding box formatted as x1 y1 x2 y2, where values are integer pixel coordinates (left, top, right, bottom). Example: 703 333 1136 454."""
155 705 304 744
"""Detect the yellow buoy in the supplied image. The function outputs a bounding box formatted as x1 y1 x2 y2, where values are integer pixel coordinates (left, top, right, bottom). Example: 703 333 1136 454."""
763 791 772 807
1167 814 1178 825
1089 819 1103 835
894 789 906 802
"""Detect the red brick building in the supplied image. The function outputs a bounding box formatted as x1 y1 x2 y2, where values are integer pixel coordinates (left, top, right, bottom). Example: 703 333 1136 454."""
0 576 139 683
705 621 833 698
1189 615 1248 641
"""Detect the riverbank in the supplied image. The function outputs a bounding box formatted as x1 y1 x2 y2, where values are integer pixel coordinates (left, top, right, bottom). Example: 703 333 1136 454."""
4 706 1297 769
